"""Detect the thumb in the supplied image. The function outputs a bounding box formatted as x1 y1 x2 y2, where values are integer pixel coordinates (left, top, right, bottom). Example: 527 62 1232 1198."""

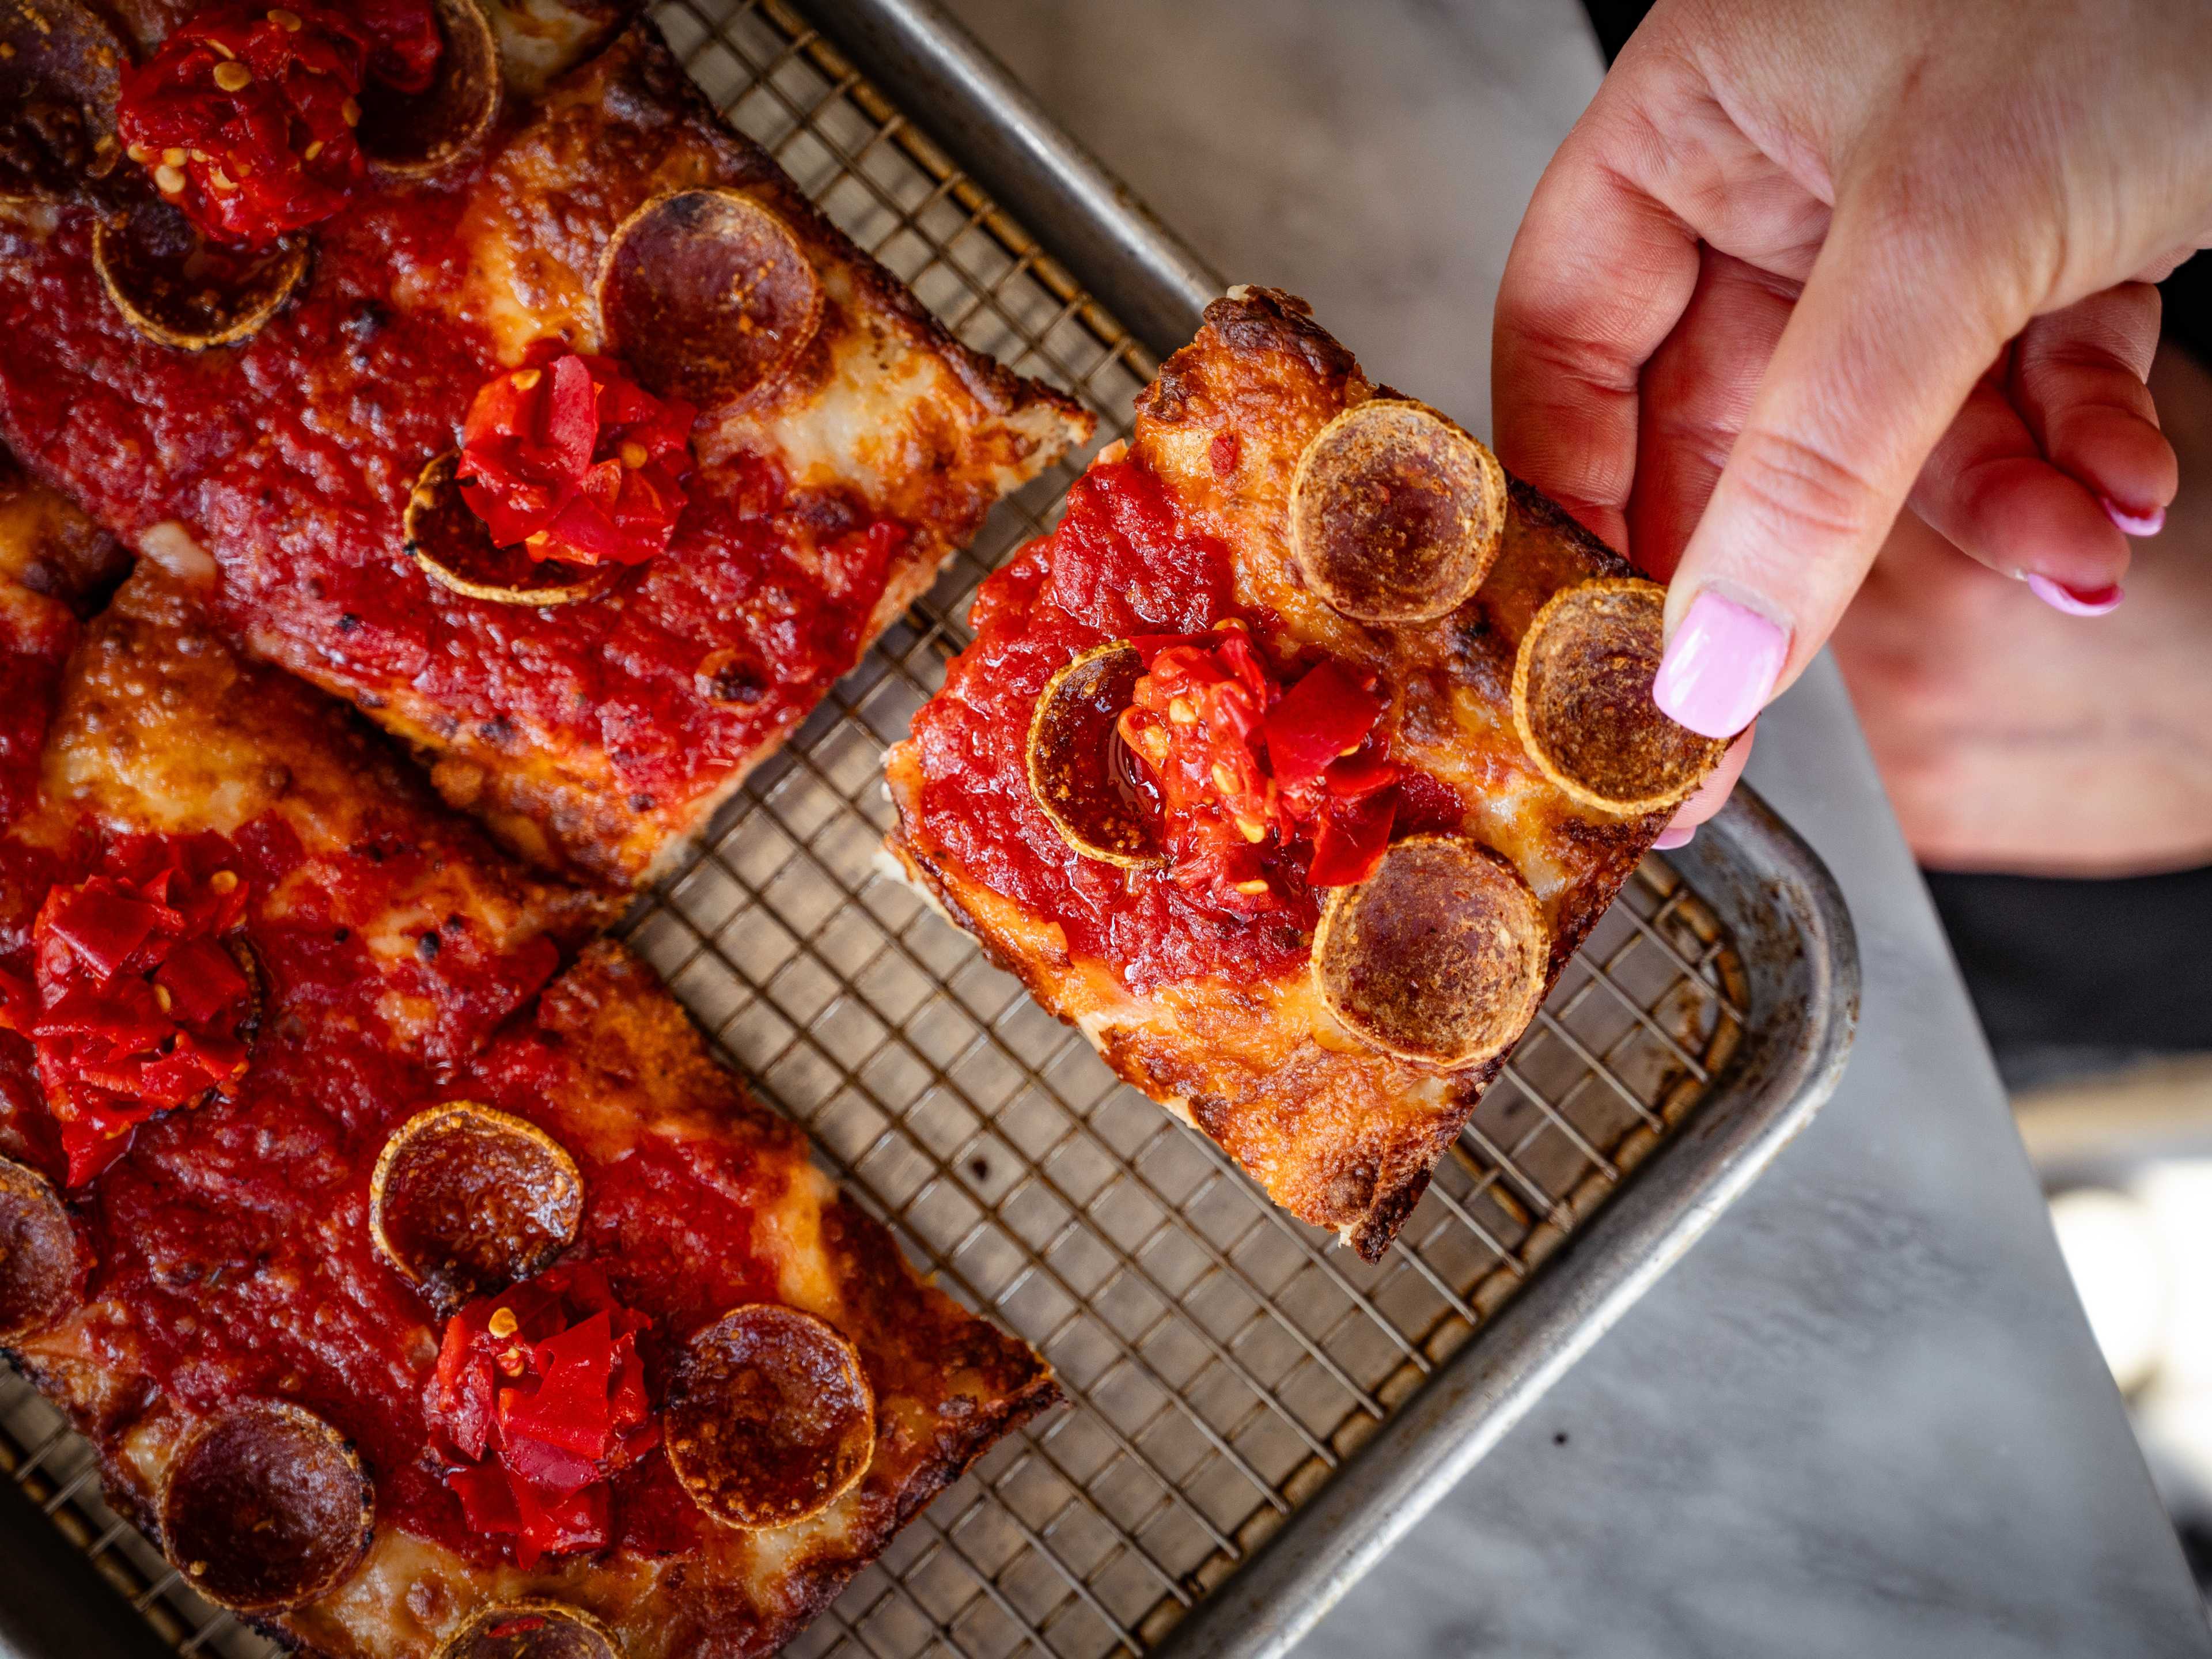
1652 179 2029 739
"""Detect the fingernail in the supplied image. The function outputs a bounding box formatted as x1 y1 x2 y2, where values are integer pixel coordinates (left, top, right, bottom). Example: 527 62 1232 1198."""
1653 825 1696 851
1652 590 1787 740
2025 573 2124 617
2100 497 2165 538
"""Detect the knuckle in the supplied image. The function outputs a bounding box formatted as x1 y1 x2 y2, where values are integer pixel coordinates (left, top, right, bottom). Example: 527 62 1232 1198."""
1726 426 1885 546
1521 328 1642 402
1843 142 2056 323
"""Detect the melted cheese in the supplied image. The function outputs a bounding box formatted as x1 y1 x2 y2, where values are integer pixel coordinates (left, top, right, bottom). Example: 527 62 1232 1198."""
755 1162 844 1319
0 491 53 585
480 0 611 96
135 520 216 586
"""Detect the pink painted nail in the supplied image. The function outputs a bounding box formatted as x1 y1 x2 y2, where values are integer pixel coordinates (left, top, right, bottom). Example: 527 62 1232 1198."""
1652 590 1787 740
1653 825 1696 851
2100 497 2165 538
2025 574 2124 617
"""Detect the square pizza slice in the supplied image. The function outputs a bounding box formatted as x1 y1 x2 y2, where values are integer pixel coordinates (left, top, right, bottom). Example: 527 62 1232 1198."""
0 1 1092 885
0 554 1056 1658
885 287 1731 1259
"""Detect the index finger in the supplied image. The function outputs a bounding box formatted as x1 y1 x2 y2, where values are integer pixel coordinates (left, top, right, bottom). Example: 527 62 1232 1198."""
1491 109 1702 552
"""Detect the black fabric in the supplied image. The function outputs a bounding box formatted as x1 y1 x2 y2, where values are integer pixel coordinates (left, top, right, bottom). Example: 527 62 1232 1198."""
1924 868 2212 1085
2164 249 2212 376
1580 0 1653 63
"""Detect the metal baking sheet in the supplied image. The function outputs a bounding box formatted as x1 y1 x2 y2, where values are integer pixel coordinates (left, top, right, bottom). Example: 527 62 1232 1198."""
0 3 1859 1658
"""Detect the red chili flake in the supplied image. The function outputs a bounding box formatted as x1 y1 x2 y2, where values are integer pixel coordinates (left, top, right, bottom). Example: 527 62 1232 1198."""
456 354 699 570
425 1263 660 1569
0 843 254 1186
1116 631 1402 909
115 2 372 249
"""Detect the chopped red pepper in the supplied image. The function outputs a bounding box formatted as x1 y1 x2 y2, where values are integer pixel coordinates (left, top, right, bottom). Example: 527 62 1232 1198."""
424 1263 660 1569
115 3 373 249
0 969 35 1033
1307 790 1397 888
1264 660 1384 786
42 885 168 978
2 844 254 1186
455 354 698 570
1115 630 1401 910
113 1 437 248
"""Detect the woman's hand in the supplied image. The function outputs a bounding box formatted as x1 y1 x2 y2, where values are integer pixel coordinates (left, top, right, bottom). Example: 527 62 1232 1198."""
1492 0 2212 838
1832 341 2212 877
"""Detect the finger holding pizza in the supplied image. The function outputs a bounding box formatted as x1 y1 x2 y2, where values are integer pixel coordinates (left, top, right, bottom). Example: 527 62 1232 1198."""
1492 0 2212 842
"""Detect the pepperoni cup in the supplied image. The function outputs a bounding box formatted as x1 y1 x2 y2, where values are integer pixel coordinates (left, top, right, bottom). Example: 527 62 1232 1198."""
0 1157 88 1342
1312 834 1549 1070
0 0 128 204
665 1305 875 1531
1287 399 1507 625
370 1102 584 1312
595 188 824 408
92 199 310 351
1025 641 1166 869
357 0 499 179
160 1401 373 1613
433 1601 623 1659
1512 578 1727 816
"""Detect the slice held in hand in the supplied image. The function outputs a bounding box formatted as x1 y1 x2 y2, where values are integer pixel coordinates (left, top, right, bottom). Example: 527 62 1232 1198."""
886 286 1730 1257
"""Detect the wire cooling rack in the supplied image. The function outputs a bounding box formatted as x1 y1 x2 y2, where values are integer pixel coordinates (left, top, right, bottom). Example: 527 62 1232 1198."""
0 2 1750 1656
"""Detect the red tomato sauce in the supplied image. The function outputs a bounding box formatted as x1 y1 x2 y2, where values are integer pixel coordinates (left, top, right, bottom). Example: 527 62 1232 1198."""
0 175 908 831
0 606 81 1175
913 457 1464 993
0 802 782 1565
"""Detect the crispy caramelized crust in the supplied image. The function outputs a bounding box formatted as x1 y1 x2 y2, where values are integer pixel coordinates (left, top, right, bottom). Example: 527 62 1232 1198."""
1 563 1055 1658
887 289 1669 1257
0 450 127 616
0 16 1090 887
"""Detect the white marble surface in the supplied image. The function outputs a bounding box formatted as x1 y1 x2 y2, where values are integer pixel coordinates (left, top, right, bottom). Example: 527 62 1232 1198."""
937 0 2212 1652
